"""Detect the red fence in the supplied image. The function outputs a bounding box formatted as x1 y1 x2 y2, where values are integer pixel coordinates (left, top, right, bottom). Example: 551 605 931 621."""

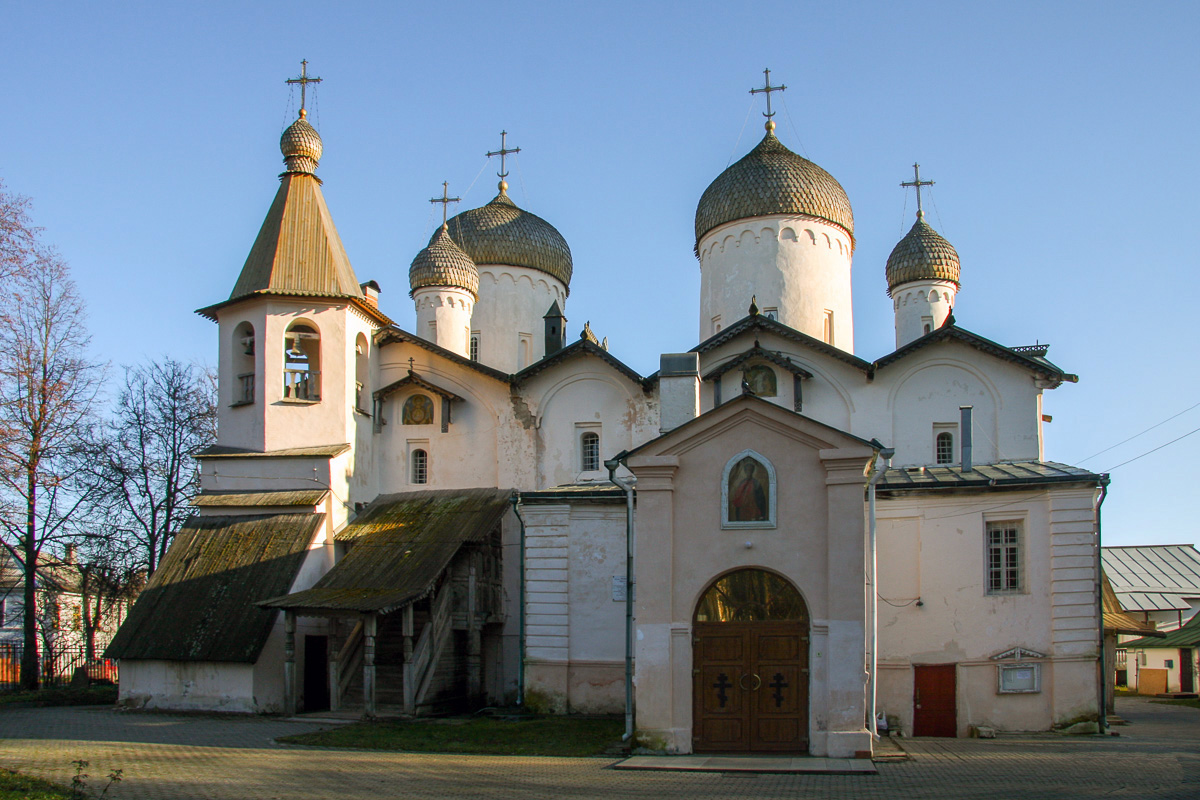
0 641 118 688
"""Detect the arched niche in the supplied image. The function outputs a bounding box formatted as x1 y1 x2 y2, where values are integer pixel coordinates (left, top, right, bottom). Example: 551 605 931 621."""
232 321 255 405
283 320 320 401
721 450 777 529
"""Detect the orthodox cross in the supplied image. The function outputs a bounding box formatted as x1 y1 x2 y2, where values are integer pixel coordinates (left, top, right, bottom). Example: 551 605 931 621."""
407 357 415 372
712 673 732 708
487 130 521 179
901 163 935 219
749 68 786 119
430 182 460 228
769 672 789 708
286 60 322 114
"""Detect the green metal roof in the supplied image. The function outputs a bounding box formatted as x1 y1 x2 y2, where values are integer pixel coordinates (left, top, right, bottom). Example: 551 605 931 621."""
261 488 511 615
1123 611 1200 648
105 513 322 663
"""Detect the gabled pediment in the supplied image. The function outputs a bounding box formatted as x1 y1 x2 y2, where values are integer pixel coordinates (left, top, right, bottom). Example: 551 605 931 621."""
990 646 1047 661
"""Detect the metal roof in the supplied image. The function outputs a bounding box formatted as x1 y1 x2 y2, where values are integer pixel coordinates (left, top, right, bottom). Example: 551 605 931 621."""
1103 572 1163 637
877 461 1102 493
195 443 351 459
190 490 327 508
105 514 322 663
872 324 1075 385
885 216 961 293
1101 545 1200 599
409 226 479 297
1123 610 1200 648
260 488 510 615
695 132 854 251
1116 592 1193 612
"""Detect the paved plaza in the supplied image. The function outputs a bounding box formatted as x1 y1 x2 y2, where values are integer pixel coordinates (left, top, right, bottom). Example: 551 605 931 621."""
0 697 1196 799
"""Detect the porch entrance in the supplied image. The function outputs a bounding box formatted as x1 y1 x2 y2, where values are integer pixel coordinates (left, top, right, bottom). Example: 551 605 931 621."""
692 569 808 753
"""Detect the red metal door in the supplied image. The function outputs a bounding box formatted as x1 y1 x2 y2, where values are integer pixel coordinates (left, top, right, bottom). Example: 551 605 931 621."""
913 664 957 737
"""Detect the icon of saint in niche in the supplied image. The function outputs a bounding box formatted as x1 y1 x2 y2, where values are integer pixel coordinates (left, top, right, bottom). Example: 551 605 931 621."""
742 365 777 397
402 394 434 425
729 457 769 522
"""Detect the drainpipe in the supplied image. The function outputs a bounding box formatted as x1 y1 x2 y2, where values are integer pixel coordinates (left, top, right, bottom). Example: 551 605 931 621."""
1095 474 1110 733
510 491 526 708
960 406 973 472
867 445 895 739
606 452 636 743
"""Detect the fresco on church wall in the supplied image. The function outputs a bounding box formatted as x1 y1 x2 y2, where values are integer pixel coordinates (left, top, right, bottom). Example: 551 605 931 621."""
728 456 769 522
743 365 776 397
402 394 434 425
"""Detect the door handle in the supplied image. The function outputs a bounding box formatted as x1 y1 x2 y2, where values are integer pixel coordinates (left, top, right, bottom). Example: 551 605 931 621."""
739 673 751 690
751 673 761 691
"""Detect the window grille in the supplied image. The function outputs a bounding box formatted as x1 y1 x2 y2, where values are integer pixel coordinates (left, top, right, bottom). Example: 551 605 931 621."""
986 522 1022 593
936 431 954 464
581 432 600 472
412 449 428 484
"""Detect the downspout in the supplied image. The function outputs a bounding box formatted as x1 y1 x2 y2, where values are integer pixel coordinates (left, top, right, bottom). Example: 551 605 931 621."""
510 491 526 708
1095 474 1110 733
606 452 635 743
867 445 895 739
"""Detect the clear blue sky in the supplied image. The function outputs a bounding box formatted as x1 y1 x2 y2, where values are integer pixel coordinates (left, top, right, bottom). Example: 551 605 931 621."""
3 1 1198 546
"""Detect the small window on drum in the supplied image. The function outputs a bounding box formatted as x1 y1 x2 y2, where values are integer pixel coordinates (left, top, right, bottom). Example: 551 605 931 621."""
581 431 600 472
936 431 954 464
411 449 428 484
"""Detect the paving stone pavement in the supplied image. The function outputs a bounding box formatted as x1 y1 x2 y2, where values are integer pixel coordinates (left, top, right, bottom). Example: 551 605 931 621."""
0 697 1197 799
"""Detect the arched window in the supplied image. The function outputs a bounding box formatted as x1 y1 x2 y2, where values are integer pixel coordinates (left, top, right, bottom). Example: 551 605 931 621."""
694 569 808 623
233 321 255 405
411 449 428 484
742 365 777 397
355 333 368 412
402 394 434 425
283 321 320 401
936 431 954 464
581 431 600 472
721 450 777 529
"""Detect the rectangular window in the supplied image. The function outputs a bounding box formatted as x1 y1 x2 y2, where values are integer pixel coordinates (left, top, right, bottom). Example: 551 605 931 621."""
762 307 779 321
518 333 532 370
576 423 601 474
822 310 834 345
408 440 430 485
934 423 957 464
470 333 480 362
711 315 722 335
986 521 1023 594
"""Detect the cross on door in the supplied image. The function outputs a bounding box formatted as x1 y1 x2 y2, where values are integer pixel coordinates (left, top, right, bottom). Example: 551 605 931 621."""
713 673 732 708
769 672 788 708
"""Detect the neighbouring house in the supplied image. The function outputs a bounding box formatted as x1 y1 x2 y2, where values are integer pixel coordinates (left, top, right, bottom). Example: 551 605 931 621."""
1101 571 1162 711
1121 614 1200 696
107 72 1108 755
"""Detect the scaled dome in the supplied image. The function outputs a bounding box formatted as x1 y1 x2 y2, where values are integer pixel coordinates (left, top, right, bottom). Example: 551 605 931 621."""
885 216 961 294
410 226 480 297
443 191 573 289
695 132 854 249
280 115 322 174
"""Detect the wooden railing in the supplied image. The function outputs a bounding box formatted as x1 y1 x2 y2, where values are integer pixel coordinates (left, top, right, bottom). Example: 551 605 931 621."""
236 373 254 404
283 369 320 401
408 582 453 711
335 619 364 706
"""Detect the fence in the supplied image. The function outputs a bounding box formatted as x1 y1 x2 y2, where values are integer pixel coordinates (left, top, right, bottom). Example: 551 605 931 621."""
0 641 118 689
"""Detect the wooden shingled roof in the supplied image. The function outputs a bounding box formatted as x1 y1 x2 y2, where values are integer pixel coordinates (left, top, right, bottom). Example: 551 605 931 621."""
261 488 511 615
105 513 322 663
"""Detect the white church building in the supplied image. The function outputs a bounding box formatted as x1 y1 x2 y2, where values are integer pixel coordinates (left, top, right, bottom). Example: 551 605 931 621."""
108 73 1106 758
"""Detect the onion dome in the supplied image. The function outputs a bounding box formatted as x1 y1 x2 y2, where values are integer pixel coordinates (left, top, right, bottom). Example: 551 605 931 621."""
885 213 961 295
280 110 322 174
409 225 479 298
442 186 573 289
695 128 854 249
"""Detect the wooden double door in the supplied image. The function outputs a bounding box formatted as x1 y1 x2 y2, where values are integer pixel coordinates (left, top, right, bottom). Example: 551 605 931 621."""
693 621 808 752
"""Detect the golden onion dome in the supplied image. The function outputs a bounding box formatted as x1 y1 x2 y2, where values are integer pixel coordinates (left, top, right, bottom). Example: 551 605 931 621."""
885 214 961 295
280 111 322 174
409 226 480 298
443 189 573 290
695 131 853 251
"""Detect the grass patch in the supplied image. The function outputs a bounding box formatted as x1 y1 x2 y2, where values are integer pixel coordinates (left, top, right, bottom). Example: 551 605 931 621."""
279 714 624 757
0 684 118 708
1150 697 1200 710
0 767 72 799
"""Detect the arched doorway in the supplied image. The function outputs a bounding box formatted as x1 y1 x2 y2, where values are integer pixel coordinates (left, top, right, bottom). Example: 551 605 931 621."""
692 568 809 752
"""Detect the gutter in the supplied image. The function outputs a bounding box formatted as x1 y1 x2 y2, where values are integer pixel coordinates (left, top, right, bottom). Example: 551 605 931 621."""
510 492 527 708
605 451 636 744
1095 474 1110 733
867 444 895 740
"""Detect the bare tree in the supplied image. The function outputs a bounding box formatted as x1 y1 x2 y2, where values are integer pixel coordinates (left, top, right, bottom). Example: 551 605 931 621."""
85 359 216 575
0 250 104 690
0 179 38 285
68 537 144 662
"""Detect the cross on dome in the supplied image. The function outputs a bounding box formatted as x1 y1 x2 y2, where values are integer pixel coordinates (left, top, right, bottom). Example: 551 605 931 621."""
901 163 935 220
286 59 322 118
749 68 787 132
430 181 461 229
487 130 521 193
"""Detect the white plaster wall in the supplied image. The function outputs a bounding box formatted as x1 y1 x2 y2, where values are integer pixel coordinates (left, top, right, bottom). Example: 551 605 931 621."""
698 215 854 352
1132 646 1198 693
118 660 258 712
472 266 567 373
892 280 957 348
413 287 474 358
